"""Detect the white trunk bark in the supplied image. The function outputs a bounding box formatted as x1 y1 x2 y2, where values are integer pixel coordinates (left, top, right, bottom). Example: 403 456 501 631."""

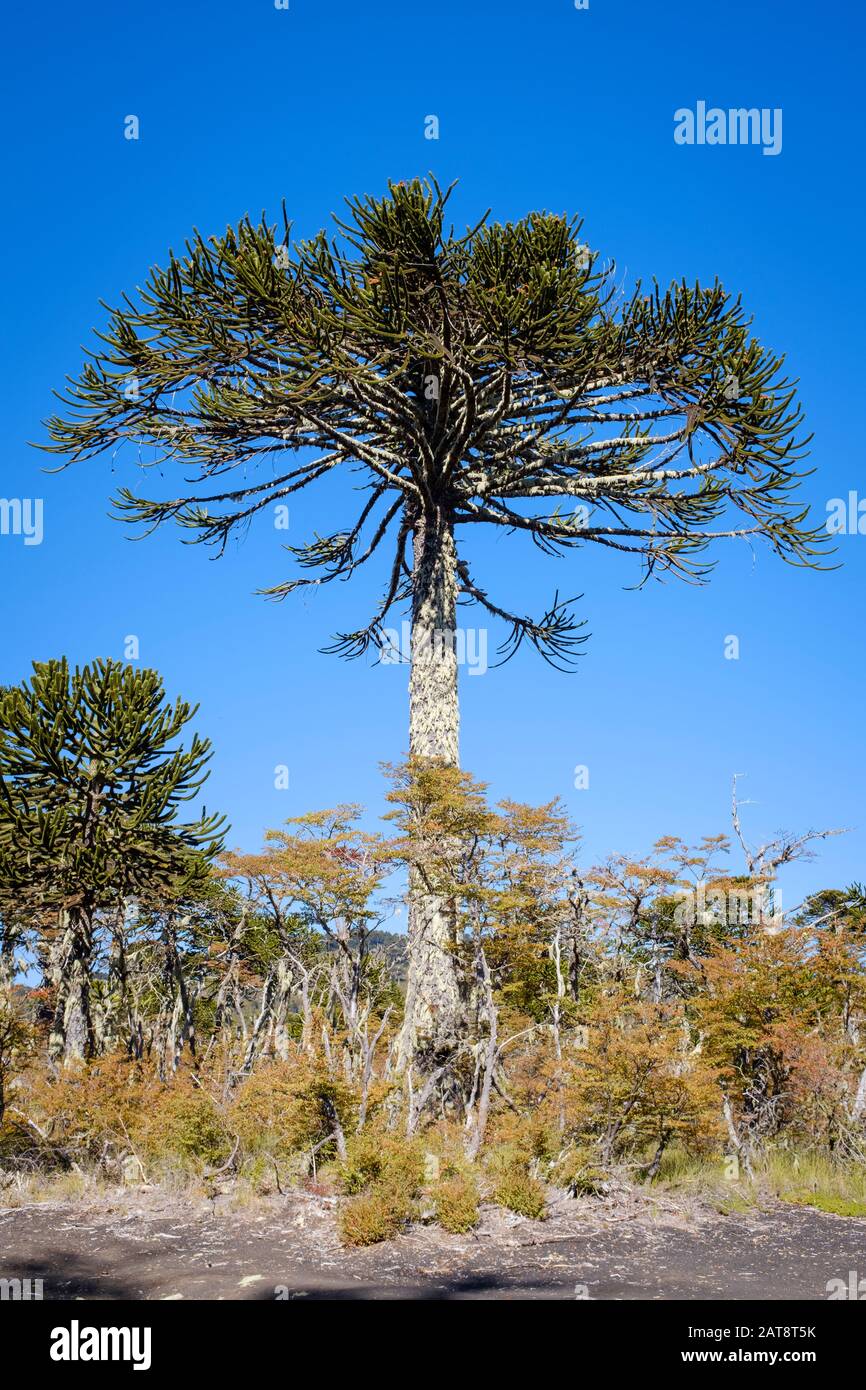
399 510 464 1075
49 907 93 1065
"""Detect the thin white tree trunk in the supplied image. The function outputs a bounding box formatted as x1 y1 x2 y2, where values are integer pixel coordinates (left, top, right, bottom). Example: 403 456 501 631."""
851 1065 866 1122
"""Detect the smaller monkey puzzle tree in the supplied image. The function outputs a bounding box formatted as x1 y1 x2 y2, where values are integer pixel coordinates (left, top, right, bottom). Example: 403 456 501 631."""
0 659 225 1063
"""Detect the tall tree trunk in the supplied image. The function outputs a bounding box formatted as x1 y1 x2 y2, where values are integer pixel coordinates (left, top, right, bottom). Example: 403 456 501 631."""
399 509 464 1076
48 907 93 1065
0 921 22 1016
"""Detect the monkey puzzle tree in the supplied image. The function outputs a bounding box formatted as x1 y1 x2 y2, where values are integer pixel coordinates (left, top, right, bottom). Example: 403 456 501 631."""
42 178 826 1082
0 659 224 1062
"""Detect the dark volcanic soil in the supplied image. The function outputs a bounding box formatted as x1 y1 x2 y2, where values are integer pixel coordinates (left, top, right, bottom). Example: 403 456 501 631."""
1 1189 863 1300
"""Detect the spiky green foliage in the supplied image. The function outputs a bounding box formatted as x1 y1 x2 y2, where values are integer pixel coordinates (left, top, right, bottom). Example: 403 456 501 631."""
42 178 827 669
0 658 225 916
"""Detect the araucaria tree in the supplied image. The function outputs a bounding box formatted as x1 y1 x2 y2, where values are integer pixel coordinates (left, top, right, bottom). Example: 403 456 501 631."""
0 659 224 1062
43 178 826 1082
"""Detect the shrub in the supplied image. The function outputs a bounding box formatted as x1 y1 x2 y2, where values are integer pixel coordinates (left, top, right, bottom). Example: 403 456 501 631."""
24 1055 162 1164
336 1128 425 1246
435 1174 480 1233
487 1110 559 1166
492 1165 548 1220
340 1129 424 1199
338 1183 411 1247
229 1060 357 1163
554 1146 608 1197
17 1057 236 1176
0 1003 33 1123
139 1086 232 1167
560 994 722 1168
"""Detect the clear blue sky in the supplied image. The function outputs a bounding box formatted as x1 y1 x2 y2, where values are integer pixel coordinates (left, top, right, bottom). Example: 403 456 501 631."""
2 0 864 914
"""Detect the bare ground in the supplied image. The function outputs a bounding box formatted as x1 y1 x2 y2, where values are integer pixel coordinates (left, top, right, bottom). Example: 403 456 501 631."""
1 1188 864 1300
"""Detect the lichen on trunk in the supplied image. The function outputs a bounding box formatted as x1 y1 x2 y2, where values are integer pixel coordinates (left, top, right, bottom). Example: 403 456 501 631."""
48 907 94 1065
399 510 465 1079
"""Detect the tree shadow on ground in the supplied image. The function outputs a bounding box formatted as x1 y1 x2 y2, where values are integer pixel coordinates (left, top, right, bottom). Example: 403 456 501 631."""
1 1251 143 1301
253 1272 573 1300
